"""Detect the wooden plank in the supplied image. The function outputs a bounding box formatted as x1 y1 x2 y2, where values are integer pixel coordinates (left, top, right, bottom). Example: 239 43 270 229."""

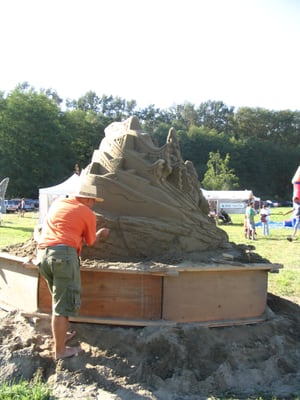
0 252 282 274
38 271 163 320
20 311 268 328
67 314 268 327
80 271 162 319
173 262 283 272
80 266 179 276
0 262 39 312
163 270 268 323
0 252 29 263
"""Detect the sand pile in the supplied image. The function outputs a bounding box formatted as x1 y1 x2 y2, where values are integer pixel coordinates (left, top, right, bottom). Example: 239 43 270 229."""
0 293 299 400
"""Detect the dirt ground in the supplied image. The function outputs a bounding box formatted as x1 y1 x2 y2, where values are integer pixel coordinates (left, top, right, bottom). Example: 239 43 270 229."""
0 293 299 400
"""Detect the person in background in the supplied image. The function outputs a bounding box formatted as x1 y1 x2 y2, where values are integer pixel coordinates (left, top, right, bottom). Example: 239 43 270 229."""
260 203 270 236
245 202 256 240
284 196 300 242
74 163 81 175
218 208 232 224
19 198 26 217
209 208 218 223
243 214 248 238
37 179 110 360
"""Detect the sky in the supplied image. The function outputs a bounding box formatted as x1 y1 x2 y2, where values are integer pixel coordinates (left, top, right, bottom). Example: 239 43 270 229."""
1 0 300 111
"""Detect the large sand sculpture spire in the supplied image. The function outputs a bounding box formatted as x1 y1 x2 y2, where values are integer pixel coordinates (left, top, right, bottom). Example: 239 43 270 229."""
81 116 229 260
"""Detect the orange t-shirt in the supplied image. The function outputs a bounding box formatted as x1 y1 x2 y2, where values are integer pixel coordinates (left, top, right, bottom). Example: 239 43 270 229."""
38 197 96 255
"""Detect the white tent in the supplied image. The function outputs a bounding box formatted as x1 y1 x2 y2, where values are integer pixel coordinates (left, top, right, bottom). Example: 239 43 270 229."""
39 174 81 223
201 189 255 214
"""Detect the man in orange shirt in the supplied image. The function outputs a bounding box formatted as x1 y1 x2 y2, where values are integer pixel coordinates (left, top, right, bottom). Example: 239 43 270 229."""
37 179 109 360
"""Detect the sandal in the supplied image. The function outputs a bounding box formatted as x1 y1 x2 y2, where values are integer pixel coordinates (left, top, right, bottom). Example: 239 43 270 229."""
56 345 84 360
65 330 76 343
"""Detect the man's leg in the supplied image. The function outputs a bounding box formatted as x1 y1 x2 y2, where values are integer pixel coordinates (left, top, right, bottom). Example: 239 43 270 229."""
52 315 81 359
291 220 300 240
52 314 68 358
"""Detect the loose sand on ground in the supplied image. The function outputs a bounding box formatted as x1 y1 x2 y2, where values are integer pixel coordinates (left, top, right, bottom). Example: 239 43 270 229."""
0 293 299 400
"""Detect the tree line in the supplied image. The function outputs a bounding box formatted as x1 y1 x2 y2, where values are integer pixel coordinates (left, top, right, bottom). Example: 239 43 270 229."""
0 82 299 200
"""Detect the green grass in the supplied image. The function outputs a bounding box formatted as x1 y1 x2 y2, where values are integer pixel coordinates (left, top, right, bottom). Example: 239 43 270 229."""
221 207 299 267
220 207 300 304
0 212 39 247
0 374 52 399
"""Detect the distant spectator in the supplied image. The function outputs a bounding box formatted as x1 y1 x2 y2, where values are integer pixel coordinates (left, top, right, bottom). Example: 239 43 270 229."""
218 209 232 224
245 202 256 240
243 215 248 238
19 198 26 217
74 163 81 175
284 196 300 242
260 204 270 236
209 208 217 222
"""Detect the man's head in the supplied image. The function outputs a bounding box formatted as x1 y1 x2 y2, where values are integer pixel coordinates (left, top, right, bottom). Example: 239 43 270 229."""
72 176 103 207
75 196 97 208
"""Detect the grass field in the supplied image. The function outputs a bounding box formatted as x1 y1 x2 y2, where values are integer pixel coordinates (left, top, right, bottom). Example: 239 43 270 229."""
0 377 51 400
0 211 39 247
0 208 299 304
221 207 300 304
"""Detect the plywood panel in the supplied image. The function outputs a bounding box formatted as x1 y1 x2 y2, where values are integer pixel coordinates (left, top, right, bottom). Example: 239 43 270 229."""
38 271 163 320
80 271 162 319
0 252 274 326
163 270 268 322
0 263 39 312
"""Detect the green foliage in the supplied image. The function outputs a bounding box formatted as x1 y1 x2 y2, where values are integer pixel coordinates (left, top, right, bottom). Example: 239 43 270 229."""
197 100 235 133
62 109 107 168
0 373 52 400
0 85 69 198
235 106 300 146
201 151 239 190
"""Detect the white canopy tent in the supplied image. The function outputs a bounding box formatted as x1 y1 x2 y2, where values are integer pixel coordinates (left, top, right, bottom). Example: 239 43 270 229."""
39 174 81 223
201 189 256 214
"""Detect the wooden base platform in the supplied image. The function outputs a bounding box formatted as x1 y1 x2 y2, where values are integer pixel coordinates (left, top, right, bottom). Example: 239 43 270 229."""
0 252 282 327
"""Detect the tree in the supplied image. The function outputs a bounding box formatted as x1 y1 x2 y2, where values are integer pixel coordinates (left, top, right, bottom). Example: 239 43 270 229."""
99 95 137 120
76 91 101 113
201 151 239 190
62 109 107 169
197 100 235 134
0 85 67 198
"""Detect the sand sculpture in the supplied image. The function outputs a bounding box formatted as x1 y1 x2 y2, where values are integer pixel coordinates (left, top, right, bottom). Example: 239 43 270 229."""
80 116 229 261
